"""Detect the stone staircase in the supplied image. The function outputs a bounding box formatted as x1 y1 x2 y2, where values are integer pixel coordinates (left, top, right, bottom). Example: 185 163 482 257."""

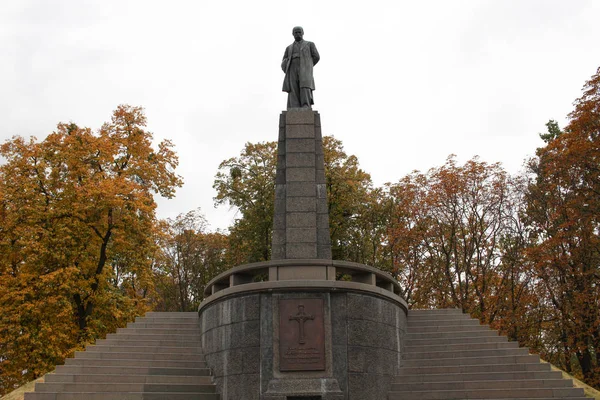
388 308 588 400
25 312 219 400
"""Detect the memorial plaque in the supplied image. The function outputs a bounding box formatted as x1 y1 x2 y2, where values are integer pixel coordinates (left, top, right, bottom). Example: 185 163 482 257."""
279 298 325 371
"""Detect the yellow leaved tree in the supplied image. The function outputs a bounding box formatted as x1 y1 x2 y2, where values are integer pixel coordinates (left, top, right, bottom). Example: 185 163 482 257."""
0 105 182 395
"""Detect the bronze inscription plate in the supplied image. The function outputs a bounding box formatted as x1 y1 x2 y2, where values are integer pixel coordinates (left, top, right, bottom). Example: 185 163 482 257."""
279 298 325 371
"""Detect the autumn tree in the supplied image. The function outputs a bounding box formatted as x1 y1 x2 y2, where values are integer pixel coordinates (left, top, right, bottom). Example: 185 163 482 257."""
153 209 228 312
524 66 600 385
213 141 277 264
0 105 182 394
213 136 378 266
322 137 377 263
386 157 532 324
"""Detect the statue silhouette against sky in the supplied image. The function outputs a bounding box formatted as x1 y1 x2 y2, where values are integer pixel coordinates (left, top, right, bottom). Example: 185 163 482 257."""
281 26 320 109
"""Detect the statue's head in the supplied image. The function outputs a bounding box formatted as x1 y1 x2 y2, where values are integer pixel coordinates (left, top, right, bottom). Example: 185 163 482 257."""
292 26 304 41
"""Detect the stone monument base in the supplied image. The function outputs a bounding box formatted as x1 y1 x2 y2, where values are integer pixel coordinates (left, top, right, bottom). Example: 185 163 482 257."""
198 260 408 400
262 377 344 400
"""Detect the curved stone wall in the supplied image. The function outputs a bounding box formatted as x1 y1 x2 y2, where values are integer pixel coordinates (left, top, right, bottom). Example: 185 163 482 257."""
199 293 262 398
199 288 407 400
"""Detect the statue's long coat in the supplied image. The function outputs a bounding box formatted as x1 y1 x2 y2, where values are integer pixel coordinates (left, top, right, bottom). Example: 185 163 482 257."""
281 40 320 92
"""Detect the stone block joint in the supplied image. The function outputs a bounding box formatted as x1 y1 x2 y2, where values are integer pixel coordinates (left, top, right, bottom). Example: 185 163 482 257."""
273 109 332 261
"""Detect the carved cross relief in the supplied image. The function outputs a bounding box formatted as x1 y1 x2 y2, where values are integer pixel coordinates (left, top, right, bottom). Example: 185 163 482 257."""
289 304 314 344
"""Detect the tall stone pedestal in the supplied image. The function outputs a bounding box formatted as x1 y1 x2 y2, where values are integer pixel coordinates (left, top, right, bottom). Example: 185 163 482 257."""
198 110 408 400
272 109 332 261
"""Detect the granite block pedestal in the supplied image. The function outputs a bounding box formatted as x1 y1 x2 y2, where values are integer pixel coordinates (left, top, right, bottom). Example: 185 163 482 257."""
198 110 408 400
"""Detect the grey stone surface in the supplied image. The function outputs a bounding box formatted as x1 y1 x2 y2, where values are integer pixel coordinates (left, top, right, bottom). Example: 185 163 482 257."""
287 124 316 138
286 138 316 153
287 167 316 182
287 153 316 167
287 212 316 228
286 243 318 259
286 197 316 212
199 288 406 400
272 110 331 261
348 374 392 400
285 108 315 124
286 227 317 243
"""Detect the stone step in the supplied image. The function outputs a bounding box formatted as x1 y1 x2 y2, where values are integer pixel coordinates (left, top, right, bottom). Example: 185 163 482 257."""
86 344 203 354
391 309 582 399
390 378 574 391
105 333 201 342
134 317 201 324
387 387 586 399
144 312 198 318
404 341 519 354
408 318 482 327
126 322 200 329
407 314 473 323
407 324 490 334
64 358 207 369
45 373 212 384
403 347 529 361
405 334 508 347
402 354 541 368
34 382 216 393
55 365 212 376
396 370 564 383
408 309 464 316
26 311 218 400
405 329 501 339
99 338 201 347
115 328 201 336
397 361 551 376
25 392 219 400
73 351 203 362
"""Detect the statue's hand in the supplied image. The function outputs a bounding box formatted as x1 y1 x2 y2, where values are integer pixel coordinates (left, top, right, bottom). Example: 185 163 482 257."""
281 59 287 73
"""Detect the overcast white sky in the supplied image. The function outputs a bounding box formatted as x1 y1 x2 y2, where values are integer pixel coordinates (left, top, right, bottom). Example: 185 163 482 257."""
1 0 599 231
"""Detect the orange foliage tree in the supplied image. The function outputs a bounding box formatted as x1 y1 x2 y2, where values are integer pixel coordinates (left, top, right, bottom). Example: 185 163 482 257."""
0 105 182 394
524 66 600 385
152 209 228 312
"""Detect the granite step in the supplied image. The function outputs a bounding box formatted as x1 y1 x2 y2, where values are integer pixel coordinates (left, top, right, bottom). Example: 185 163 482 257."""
99 338 202 347
115 327 202 335
391 378 574 391
26 393 219 400
396 370 564 383
54 365 213 376
64 357 207 369
144 312 198 318
407 324 492 333
131 318 200 325
26 311 219 400
44 374 212 384
405 334 509 347
34 383 216 393
397 362 552 376
402 354 541 368
85 345 203 354
405 329 502 339
104 333 201 342
388 309 585 399
404 341 520 354
73 351 203 362
126 322 200 329
388 387 586 399
408 318 482 327
403 347 529 360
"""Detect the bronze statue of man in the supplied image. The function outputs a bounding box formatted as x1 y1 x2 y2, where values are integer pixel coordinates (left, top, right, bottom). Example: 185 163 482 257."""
281 26 320 109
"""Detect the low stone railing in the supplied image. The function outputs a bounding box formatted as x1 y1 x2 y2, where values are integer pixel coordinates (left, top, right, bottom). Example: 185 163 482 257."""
199 259 407 313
